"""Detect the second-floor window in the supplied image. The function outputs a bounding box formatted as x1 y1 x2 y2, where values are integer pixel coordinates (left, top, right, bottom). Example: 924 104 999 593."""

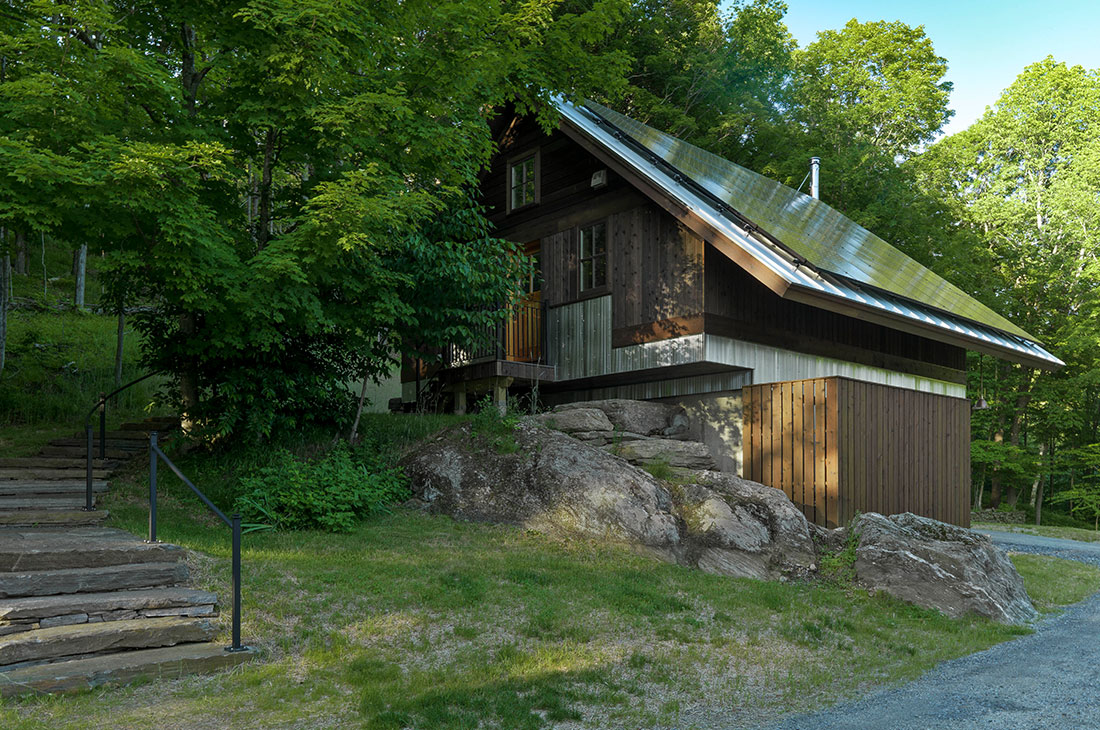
509 153 538 211
579 221 607 291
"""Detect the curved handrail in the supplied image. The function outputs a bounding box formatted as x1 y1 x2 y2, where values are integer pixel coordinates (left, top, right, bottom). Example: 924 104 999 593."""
148 432 247 653
83 370 161 511
83 371 160 426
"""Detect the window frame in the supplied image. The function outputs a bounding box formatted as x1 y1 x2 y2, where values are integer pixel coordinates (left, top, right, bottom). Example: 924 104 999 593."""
506 148 541 213
577 219 609 294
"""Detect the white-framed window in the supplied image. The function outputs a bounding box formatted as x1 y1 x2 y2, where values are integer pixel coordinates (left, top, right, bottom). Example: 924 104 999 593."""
508 151 539 212
579 221 608 291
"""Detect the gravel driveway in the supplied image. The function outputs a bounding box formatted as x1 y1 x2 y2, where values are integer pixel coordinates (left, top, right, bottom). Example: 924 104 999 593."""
752 530 1100 730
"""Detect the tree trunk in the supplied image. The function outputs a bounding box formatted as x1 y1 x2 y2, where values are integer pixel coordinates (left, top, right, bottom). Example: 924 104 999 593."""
0 252 9 378
348 377 370 444
1035 440 1051 526
13 230 26 275
256 127 278 248
990 427 1004 509
179 313 199 433
114 309 126 389
973 462 987 510
1001 373 1035 510
74 243 87 309
40 232 47 299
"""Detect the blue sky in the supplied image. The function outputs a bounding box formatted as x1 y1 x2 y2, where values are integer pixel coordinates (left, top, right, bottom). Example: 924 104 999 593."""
777 0 1100 136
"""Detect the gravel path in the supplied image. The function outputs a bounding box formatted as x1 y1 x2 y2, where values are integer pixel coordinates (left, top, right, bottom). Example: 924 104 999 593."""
751 531 1100 730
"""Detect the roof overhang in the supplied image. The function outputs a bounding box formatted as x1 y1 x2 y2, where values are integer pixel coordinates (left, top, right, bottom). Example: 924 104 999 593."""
553 97 1063 371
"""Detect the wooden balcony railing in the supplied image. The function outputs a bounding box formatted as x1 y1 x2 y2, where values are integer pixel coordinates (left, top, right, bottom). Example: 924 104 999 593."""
444 300 545 368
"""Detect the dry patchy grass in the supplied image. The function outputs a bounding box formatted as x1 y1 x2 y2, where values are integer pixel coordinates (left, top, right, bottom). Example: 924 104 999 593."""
6 495 1090 729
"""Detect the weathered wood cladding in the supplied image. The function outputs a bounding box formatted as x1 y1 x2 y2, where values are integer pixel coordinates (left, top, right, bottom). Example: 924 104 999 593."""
705 245 966 381
743 377 970 528
482 114 633 243
611 205 704 345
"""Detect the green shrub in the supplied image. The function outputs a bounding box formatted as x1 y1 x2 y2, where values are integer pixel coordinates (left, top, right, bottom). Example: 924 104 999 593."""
234 443 408 532
819 519 861 585
469 396 520 454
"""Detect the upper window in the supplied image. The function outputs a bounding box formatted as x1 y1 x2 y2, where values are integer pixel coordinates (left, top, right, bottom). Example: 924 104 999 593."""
579 222 608 291
509 153 538 211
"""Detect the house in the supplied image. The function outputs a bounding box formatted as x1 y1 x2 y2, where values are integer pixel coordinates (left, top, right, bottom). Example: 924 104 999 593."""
402 98 1062 528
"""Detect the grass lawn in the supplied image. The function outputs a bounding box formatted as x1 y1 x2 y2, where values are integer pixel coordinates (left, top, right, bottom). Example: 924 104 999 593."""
973 522 1100 544
2 459 1097 730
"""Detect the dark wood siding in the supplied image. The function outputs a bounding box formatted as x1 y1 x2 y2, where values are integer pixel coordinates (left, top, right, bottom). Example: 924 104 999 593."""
743 376 971 528
705 244 966 381
610 204 704 345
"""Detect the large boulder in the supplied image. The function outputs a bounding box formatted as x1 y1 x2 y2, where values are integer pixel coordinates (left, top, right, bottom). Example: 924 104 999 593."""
403 421 679 548
852 512 1037 625
402 421 816 580
554 399 683 436
531 408 614 434
677 473 818 580
607 439 716 470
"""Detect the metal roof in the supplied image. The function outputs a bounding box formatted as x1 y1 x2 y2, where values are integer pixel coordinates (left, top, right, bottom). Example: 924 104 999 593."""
555 98 1062 369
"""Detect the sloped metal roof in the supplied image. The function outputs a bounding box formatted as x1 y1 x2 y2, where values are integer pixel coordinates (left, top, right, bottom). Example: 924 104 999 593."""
555 98 1062 369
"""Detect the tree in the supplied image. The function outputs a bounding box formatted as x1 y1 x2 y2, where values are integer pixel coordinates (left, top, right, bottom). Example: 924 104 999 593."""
1 0 630 439
917 58 1100 510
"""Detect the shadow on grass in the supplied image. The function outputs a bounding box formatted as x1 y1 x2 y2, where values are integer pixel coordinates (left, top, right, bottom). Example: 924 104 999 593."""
349 644 607 730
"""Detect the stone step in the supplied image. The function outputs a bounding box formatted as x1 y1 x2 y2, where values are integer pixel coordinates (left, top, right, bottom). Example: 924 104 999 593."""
0 481 108 495
68 430 151 442
48 438 148 451
0 587 217 626
0 641 254 697
0 528 184 572
0 468 112 481
0 616 216 668
119 419 178 432
0 561 188 599
0 458 118 470
39 445 139 460
0 496 97 511
0 510 110 528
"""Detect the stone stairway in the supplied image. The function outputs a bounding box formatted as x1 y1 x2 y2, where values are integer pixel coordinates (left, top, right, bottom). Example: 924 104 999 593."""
0 417 254 696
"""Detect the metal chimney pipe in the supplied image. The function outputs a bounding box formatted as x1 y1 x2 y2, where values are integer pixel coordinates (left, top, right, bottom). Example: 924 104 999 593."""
810 157 820 199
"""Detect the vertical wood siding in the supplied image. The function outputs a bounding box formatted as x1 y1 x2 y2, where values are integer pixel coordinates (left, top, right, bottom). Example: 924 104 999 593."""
743 376 971 528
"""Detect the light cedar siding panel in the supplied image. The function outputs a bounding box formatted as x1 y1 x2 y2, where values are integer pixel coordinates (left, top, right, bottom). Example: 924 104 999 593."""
825 378 839 527
743 377 971 528
792 380 805 523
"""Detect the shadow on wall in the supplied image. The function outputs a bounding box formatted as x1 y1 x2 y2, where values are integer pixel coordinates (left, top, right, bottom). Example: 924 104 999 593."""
658 390 743 475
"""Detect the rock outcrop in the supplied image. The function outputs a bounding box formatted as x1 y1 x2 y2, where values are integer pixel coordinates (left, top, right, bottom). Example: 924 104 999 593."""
403 400 1038 625
555 399 686 437
852 512 1037 624
402 420 816 580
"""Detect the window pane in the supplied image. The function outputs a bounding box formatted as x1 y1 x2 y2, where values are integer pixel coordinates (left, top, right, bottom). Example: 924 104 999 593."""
523 158 535 179
512 186 524 210
579 230 591 259
580 260 593 291
524 180 536 203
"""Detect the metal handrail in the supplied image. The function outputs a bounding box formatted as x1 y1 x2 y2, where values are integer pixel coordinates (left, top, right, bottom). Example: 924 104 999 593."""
148 432 247 653
82 371 160 512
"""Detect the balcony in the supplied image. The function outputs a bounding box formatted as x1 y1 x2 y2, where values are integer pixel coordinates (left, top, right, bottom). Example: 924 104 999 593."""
441 301 555 384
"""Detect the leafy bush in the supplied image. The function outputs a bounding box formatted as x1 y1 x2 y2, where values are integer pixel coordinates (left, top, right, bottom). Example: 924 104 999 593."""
469 396 520 454
234 443 408 532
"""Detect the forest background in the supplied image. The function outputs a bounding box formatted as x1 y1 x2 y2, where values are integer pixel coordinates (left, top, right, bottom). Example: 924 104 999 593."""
2 0 1098 524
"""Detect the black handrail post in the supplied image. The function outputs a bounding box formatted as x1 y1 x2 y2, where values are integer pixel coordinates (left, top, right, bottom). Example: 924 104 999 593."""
148 431 158 543
98 391 106 460
84 425 94 511
229 513 243 652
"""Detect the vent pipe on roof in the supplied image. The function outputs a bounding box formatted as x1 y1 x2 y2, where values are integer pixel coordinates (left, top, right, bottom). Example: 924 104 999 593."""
810 157 820 200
